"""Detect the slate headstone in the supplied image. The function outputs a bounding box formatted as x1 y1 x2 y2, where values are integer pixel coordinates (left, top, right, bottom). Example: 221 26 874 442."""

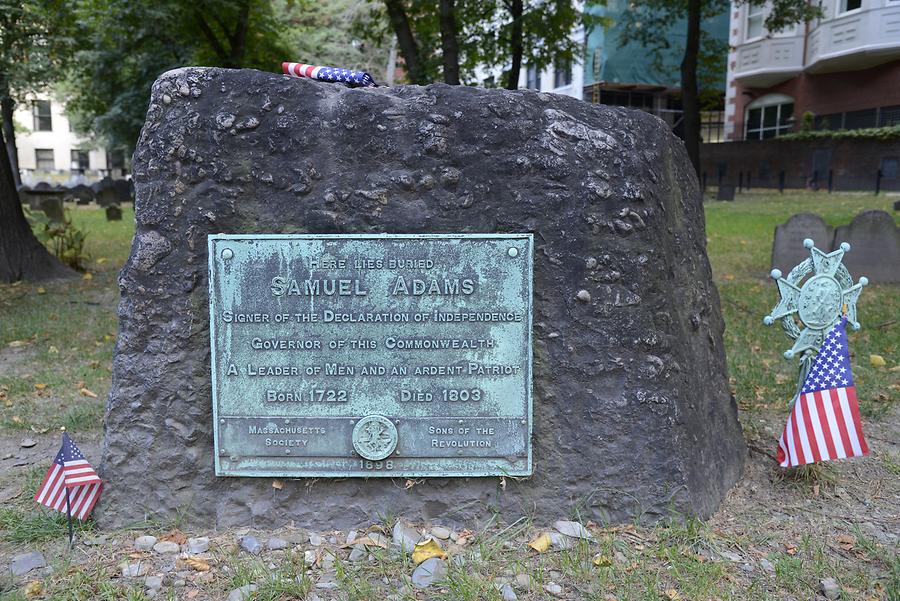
97 67 744 529
106 205 123 221
772 213 833 272
70 184 95 205
833 210 900 283
716 185 735 201
38 196 65 223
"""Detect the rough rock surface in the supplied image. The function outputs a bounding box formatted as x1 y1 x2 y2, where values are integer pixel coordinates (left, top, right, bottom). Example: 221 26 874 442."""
98 67 744 528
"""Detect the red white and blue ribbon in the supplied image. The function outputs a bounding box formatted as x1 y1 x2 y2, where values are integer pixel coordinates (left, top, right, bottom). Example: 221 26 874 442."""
282 62 377 87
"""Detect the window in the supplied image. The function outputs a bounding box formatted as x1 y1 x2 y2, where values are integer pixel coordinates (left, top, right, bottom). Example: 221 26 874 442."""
71 150 89 173
844 108 876 129
879 105 900 127
526 65 541 90
591 48 602 79
109 149 126 170
746 4 764 39
32 100 52 131
35 149 55 170
553 60 572 88
839 0 862 13
745 94 794 139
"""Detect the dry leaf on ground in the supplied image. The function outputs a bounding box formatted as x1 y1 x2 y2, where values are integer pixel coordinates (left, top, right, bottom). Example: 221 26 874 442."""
160 529 187 545
411 537 447 564
79 388 98 398
528 532 552 553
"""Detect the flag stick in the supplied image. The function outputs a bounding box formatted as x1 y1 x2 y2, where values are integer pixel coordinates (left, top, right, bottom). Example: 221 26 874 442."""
65 487 74 549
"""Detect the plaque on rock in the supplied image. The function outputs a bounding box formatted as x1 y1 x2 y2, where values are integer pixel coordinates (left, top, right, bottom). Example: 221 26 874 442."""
208 234 533 478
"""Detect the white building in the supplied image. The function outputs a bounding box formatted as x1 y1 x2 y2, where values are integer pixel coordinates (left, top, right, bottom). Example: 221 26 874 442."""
724 0 900 140
12 94 127 186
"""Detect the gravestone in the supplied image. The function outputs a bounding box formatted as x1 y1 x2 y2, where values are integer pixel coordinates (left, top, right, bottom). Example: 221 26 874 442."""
716 185 735 201
70 184 95 205
833 210 899 283
772 213 833 272
106 205 123 221
98 67 744 529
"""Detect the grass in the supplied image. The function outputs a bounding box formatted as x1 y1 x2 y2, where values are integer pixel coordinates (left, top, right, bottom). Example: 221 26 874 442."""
0 193 897 600
0 205 133 435
706 190 899 424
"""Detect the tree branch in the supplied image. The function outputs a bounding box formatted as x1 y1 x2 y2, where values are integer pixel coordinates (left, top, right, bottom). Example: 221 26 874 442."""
194 10 229 63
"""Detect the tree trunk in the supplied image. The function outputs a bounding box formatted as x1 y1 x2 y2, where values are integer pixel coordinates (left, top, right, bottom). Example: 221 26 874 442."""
439 0 460 85
384 0 427 85
228 0 250 67
0 125 75 283
680 0 702 176
0 81 21 187
505 0 524 90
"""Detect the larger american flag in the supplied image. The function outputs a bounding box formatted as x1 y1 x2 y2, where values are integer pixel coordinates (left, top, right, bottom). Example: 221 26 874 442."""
34 433 103 520
777 317 869 468
282 62 377 87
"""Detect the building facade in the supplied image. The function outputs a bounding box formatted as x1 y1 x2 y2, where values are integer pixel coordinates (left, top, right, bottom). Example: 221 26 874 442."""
581 1 730 142
725 0 900 140
12 94 127 186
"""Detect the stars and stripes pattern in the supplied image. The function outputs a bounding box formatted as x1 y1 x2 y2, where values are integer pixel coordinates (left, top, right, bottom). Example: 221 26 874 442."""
777 317 869 468
34 433 103 521
282 62 377 87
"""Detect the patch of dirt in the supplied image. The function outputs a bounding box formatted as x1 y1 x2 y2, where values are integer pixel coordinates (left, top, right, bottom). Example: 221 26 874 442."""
0 345 37 378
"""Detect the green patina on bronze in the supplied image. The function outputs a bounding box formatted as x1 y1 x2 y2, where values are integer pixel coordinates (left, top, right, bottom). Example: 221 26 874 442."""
208 234 533 478
764 238 867 403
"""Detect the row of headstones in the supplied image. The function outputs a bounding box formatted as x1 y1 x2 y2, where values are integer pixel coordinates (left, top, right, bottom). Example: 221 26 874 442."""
772 210 899 283
20 178 132 222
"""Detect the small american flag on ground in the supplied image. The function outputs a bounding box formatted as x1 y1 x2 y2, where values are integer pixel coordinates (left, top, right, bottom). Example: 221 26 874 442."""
34 433 103 521
282 62 377 87
777 317 869 468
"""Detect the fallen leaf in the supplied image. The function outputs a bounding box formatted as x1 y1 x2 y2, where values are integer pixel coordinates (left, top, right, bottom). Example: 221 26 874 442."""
82 272 93 280
836 534 856 551
96 257 107 264
870 354 886 367
183 557 210 572
724 274 735 281
785 543 798 556
12 416 22 424
34 383 47 391
161 529 187 545
36 287 46 295
352 535 389 549
272 479 283 490
186 589 200 598
24 580 42 598
663 589 681 600
103 334 115 343
528 532 552 553
411 537 447 564
7 340 29 348
48 346 59 354
592 553 612 567
79 388 98 398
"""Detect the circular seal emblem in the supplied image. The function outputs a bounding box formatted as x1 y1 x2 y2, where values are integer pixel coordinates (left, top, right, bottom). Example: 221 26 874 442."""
352 415 398 461
798 274 843 329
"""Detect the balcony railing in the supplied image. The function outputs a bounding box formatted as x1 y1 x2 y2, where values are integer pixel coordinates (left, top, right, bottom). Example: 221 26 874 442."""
732 35 805 87
807 4 900 71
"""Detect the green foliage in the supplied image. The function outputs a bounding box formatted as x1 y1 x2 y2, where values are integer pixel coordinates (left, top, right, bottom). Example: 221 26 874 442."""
800 110 814 133
777 125 900 142
25 207 90 270
281 0 390 77
63 0 292 150
0 0 78 100
355 1 599 86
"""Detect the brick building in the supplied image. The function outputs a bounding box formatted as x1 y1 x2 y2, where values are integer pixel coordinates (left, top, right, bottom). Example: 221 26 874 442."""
725 0 900 140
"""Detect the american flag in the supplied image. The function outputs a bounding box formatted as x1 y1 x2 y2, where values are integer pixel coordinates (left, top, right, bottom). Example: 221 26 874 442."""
282 62 377 87
777 317 869 468
34 433 103 521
